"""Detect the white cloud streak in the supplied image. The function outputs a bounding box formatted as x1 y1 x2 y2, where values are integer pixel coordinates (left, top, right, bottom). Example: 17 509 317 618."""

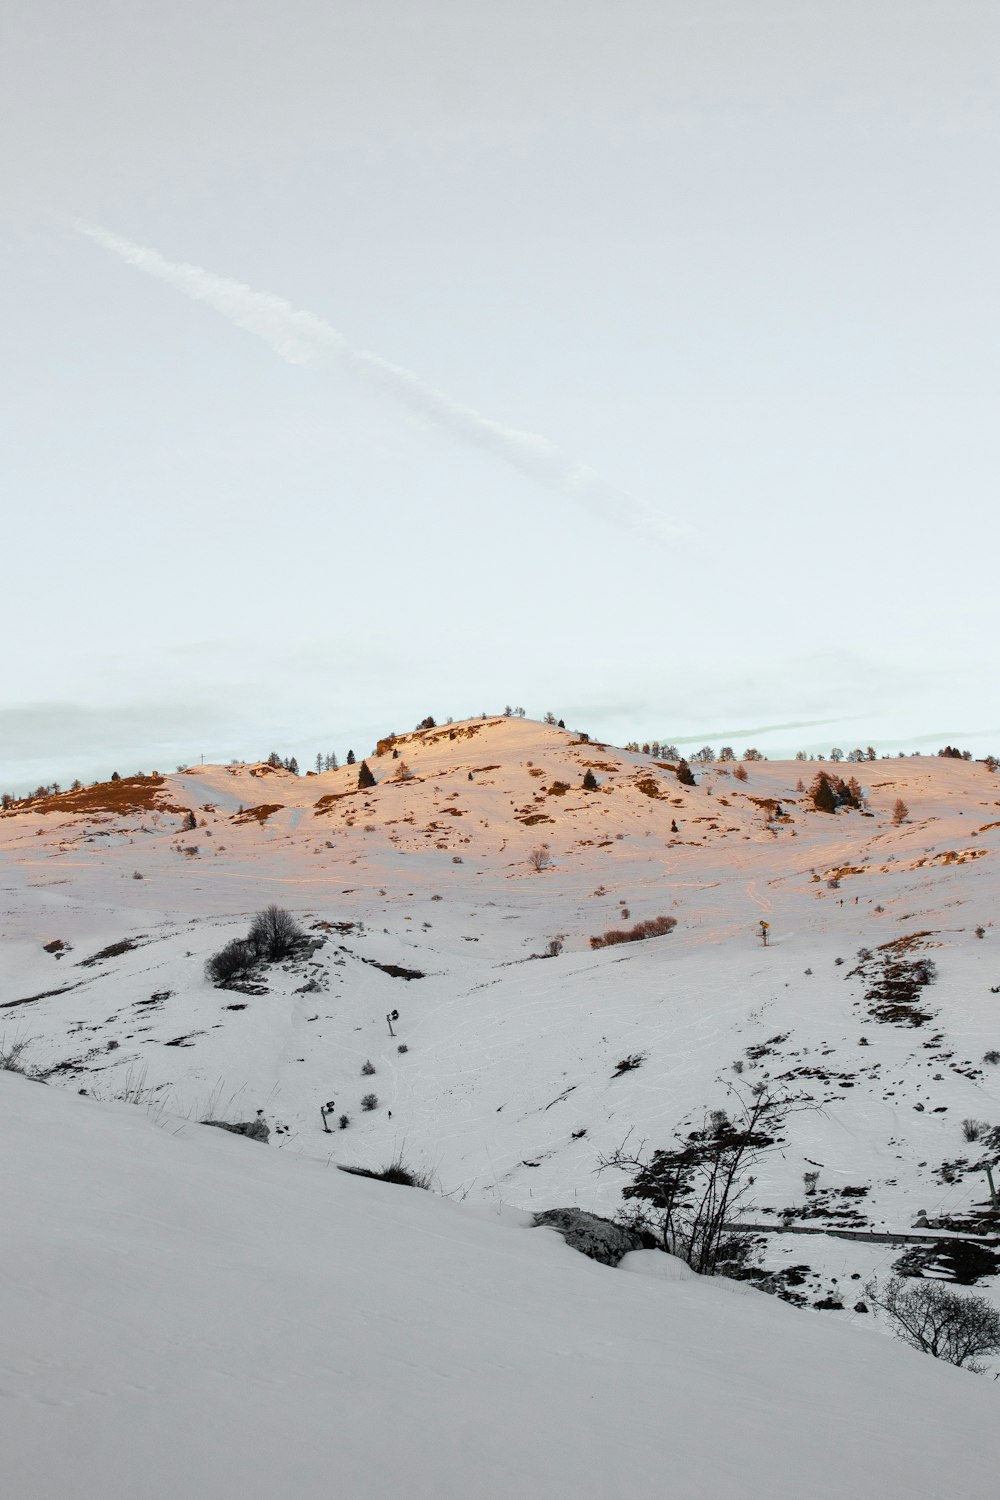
78 223 683 544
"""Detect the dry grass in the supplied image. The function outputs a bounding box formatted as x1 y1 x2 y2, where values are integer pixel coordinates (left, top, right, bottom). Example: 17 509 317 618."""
231 804 284 825
23 775 186 818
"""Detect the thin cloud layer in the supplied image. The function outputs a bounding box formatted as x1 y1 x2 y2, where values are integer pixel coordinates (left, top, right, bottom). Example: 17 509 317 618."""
78 223 683 545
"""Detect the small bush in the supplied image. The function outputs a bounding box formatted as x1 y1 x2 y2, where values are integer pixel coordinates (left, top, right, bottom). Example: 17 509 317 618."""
361 1059 376 1076
397 1043 409 1054
132 870 144 880
983 1050 1000 1065
590 915 677 950
544 937 563 957
962 1118 988 1142
339 1114 350 1129
975 926 986 939
613 1053 646 1077
361 1092 379 1111
205 938 257 985
528 846 551 872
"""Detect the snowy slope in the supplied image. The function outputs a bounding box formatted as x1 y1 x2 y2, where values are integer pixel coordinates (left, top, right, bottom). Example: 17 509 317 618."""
3 1068 1000 1500
3 718 1000 1316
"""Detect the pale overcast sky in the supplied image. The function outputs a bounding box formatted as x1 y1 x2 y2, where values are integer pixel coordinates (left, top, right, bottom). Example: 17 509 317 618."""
3 2 998 790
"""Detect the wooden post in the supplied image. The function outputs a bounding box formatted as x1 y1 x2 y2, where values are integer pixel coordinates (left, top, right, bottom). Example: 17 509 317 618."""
986 1164 998 1210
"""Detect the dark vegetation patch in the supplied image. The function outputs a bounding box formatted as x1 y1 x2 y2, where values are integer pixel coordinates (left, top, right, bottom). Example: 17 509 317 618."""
893 1239 1000 1286
313 792 352 814
634 777 662 798
77 938 143 967
848 935 938 1026
201 1118 269 1143
517 813 554 825
612 1052 646 1077
231 803 284 825
2 982 83 1010
358 956 426 981
745 1033 788 1061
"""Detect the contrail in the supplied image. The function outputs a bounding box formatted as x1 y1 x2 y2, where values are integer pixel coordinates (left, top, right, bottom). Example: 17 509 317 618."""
78 223 683 544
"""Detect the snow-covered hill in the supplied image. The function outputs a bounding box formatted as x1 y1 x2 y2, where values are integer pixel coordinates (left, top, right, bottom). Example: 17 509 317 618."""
3 718 1000 1317
4 1068 1000 1500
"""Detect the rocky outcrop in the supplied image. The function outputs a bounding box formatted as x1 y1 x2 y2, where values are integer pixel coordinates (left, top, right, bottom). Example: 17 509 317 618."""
533 1208 645 1266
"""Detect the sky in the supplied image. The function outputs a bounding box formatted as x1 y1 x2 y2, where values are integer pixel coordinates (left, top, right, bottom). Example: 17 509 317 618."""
3 2 999 791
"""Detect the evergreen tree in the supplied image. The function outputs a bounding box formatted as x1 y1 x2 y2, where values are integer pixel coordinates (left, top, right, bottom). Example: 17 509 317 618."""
582 769 598 790
358 760 376 789
676 759 696 787
346 749 356 766
811 772 837 814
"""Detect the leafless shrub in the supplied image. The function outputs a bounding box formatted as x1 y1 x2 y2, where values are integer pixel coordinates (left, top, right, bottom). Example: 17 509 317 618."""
892 797 909 826
248 905 304 961
205 938 257 986
590 915 677 950
962 1118 988 1142
865 1276 1000 1370
528 846 551 872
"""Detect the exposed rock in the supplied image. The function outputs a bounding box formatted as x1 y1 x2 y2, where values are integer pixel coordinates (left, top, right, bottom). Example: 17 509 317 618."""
533 1207 645 1266
201 1118 270 1143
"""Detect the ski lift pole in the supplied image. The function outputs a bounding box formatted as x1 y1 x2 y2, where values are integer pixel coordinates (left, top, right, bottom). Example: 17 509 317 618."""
985 1163 999 1211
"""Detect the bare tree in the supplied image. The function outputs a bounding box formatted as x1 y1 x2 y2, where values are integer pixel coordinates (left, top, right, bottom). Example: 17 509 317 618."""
601 1086 786 1276
892 797 909 826
247 905 304 961
865 1277 1000 1371
528 846 551 872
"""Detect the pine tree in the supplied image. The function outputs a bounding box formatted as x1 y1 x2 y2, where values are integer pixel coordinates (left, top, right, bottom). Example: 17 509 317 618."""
811 772 837 814
676 759 696 787
346 750 356 766
358 760 376 789
582 769 598 790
